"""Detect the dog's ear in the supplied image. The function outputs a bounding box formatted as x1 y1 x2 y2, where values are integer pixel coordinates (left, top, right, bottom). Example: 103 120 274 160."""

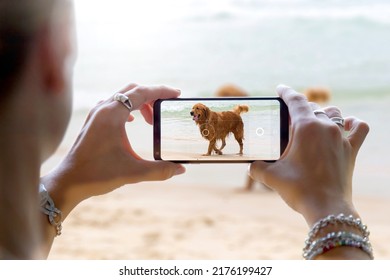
203 106 210 119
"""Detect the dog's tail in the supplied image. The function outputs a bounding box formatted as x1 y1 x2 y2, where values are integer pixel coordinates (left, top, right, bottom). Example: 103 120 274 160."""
233 104 249 115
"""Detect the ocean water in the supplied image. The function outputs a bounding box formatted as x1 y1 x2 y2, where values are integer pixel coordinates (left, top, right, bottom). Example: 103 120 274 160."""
158 99 281 161
73 0 390 110
69 0 390 196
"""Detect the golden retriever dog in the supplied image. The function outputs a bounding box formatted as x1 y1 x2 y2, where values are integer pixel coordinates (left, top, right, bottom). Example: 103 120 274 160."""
304 87 331 104
215 84 248 97
190 103 249 156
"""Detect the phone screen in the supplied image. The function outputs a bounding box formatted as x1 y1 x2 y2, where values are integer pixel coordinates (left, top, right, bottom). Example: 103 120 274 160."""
154 98 289 163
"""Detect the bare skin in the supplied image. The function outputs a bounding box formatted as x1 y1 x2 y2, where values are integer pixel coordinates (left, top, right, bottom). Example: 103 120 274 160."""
1 0 371 260
250 85 371 259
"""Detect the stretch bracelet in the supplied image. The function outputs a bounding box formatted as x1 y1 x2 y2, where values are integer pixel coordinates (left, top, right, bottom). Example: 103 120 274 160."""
39 184 62 236
303 231 373 260
304 213 369 251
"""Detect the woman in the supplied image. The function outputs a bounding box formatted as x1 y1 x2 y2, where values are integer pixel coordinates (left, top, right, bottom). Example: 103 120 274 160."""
0 0 371 260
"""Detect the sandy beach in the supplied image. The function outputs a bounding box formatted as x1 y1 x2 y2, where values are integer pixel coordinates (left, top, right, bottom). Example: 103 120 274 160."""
41 0 390 260
42 105 390 260
157 99 282 162
46 182 390 260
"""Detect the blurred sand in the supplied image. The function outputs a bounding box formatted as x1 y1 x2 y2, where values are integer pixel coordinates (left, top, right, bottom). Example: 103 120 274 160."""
47 182 390 260
43 100 390 260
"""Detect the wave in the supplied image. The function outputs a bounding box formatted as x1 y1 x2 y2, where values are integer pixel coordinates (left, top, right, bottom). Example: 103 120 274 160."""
183 1 390 25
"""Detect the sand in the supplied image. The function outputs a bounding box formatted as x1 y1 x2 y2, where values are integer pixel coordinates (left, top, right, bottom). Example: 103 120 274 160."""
42 103 390 260
47 182 390 260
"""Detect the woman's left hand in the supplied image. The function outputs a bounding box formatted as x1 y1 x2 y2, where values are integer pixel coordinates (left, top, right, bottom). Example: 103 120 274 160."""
41 83 186 217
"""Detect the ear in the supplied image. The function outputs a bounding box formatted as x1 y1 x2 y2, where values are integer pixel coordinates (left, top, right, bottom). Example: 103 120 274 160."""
38 16 74 95
203 107 210 119
38 30 62 94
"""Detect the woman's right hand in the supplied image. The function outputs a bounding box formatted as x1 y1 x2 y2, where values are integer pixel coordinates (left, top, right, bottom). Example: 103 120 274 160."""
249 85 370 227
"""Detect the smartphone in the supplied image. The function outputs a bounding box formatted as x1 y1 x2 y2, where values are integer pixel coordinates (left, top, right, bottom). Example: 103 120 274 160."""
153 97 289 163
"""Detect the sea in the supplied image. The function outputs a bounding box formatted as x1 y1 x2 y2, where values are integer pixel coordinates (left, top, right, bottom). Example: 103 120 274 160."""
69 0 390 197
72 0 390 109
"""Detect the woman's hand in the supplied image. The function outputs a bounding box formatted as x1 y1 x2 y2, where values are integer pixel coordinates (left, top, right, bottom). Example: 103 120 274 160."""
249 85 370 227
42 83 186 217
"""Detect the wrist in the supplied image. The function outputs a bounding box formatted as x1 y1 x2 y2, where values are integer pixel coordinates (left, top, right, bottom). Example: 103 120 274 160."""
40 167 84 221
300 197 359 229
299 195 373 260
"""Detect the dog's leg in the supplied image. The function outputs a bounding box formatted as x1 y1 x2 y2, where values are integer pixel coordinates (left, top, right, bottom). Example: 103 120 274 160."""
214 138 225 155
213 145 223 155
219 138 226 151
237 139 243 155
204 140 217 156
234 134 244 155
234 124 244 155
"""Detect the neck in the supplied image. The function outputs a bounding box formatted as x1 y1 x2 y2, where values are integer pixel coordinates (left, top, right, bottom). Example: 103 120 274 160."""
0 97 44 259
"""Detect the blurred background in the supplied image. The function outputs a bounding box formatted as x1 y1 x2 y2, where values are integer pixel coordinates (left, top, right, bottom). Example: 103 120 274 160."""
73 0 390 107
66 0 390 196
45 0 390 259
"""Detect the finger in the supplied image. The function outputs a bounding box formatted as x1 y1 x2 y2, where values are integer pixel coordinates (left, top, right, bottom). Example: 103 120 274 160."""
127 85 181 110
276 85 314 122
127 114 135 122
108 83 139 104
309 102 320 111
117 83 139 94
344 116 370 152
110 85 181 121
323 106 344 129
139 161 186 181
93 84 138 121
82 99 107 126
310 102 329 121
323 106 342 119
140 104 154 125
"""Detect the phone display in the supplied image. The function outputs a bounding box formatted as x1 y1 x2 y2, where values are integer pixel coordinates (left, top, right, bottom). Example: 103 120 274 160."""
154 97 289 163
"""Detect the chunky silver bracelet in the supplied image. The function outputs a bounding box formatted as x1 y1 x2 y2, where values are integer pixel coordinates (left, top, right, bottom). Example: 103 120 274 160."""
303 231 373 260
303 213 373 260
304 213 369 251
39 184 62 236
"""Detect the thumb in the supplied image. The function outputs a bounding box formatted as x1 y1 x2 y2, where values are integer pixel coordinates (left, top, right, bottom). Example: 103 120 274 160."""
248 161 274 184
140 161 186 181
344 117 370 155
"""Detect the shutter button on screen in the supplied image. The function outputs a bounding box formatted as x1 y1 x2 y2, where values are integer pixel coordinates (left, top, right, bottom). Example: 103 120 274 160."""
256 127 265 137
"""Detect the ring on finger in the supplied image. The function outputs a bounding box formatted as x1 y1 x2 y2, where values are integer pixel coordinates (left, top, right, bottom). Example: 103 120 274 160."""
114 93 133 112
330 117 345 128
313 109 328 117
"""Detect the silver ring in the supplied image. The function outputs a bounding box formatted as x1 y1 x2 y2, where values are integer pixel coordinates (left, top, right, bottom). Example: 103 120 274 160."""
330 117 345 128
114 93 133 111
313 109 327 117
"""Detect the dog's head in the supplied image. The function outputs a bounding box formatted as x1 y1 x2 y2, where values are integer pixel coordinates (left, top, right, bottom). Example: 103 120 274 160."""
190 103 210 123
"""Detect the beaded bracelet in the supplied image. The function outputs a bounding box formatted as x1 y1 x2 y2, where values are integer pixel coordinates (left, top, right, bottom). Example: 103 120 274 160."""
303 213 373 260
304 213 369 252
39 184 62 236
303 231 373 260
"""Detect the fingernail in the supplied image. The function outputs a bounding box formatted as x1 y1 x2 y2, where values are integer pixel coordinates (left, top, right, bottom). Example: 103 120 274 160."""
174 165 186 176
276 84 289 92
276 84 292 96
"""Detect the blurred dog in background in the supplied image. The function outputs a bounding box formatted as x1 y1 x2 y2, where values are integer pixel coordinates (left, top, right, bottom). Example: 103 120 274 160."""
304 87 331 105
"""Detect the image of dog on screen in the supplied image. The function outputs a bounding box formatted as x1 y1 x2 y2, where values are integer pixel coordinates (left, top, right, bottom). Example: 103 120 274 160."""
190 103 249 156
